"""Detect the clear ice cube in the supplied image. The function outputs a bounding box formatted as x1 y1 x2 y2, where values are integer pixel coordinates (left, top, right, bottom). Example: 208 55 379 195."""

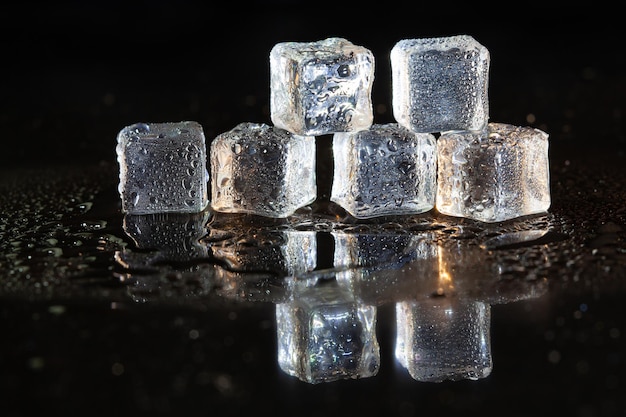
436 122 551 223
331 123 437 218
270 37 375 136
210 122 316 218
390 35 490 133
116 121 209 214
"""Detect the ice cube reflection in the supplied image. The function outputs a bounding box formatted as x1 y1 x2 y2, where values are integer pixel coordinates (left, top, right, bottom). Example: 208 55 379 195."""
115 209 214 302
121 210 211 264
276 274 379 384
395 298 492 382
315 232 546 383
207 213 317 302
115 209 551 383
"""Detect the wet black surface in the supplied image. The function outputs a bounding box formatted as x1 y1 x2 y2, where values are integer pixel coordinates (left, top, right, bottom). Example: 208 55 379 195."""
1 3 626 417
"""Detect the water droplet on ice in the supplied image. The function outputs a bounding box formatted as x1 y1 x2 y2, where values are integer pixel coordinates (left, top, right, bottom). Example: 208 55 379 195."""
131 123 150 134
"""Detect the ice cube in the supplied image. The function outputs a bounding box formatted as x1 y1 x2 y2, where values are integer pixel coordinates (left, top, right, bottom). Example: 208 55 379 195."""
116 121 209 214
210 122 316 218
436 122 551 223
331 123 436 218
391 35 490 133
270 37 375 136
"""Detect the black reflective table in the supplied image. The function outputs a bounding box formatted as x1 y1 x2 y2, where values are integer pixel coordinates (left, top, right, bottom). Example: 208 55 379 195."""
1 4 625 417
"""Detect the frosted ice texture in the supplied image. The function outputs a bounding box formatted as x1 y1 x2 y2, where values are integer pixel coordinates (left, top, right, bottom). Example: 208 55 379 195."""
331 123 436 218
391 35 490 133
395 299 492 382
210 122 316 218
436 122 551 223
276 282 379 383
116 121 209 214
270 37 375 136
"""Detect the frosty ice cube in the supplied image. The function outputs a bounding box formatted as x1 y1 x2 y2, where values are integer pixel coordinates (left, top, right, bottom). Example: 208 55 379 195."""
116 121 209 214
391 35 490 133
436 122 551 223
210 122 316 218
270 37 375 136
395 298 492 382
331 123 436 218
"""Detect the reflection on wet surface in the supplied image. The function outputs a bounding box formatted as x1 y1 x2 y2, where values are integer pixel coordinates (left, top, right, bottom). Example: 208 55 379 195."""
0 163 624 388
0 165 560 383
112 207 554 384
204 222 549 383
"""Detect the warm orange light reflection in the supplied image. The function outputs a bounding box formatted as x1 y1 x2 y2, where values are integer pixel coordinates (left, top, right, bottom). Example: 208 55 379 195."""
436 244 455 296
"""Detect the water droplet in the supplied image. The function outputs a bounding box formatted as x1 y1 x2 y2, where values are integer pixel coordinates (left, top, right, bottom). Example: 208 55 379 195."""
75 202 93 213
79 220 107 231
130 123 150 134
48 305 66 315
40 247 63 257
337 64 351 77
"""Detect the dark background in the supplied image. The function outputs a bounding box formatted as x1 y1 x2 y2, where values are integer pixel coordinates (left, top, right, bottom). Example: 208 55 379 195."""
2 3 626 417
2 2 625 169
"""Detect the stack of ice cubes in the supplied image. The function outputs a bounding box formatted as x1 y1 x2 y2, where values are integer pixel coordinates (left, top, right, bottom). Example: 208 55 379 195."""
390 35 551 223
267 37 439 219
115 35 550 223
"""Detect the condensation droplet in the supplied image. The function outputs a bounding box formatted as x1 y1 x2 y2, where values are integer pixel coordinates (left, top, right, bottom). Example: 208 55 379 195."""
131 123 150 134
